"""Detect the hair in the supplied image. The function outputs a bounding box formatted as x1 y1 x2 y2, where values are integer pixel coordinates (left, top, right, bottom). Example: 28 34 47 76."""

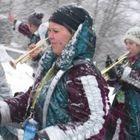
28 12 44 27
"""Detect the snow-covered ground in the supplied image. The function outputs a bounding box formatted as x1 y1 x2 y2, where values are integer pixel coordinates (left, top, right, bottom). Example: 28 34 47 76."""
0 44 33 95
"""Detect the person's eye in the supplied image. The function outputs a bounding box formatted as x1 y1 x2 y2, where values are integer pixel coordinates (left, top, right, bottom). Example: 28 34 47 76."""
53 29 59 33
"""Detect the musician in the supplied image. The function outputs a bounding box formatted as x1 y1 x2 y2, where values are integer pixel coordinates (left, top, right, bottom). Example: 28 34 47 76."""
105 27 140 140
8 13 48 71
9 12 48 44
0 4 110 140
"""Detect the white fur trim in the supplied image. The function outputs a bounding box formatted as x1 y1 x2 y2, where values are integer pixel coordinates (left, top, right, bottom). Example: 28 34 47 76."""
80 75 104 138
40 75 105 140
42 70 65 128
39 126 67 140
112 119 121 140
0 101 11 125
122 67 140 88
121 66 131 80
14 20 22 31
38 22 48 40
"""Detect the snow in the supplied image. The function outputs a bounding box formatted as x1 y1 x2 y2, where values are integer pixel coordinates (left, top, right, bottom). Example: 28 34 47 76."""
0 44 12 62
2 62 33 94
108 87 115 105
0 44 115 101
0 44 33 95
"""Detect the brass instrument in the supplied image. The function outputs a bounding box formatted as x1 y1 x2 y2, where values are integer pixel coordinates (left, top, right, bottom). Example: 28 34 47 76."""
9 38 48 69
101 51 129 80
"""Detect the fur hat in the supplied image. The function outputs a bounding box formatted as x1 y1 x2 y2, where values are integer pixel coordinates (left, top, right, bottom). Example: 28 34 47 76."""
49 4 89 32
124 26 140 46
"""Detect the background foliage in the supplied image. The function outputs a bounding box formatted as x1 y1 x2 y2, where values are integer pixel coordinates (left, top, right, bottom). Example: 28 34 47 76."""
0 0 140 69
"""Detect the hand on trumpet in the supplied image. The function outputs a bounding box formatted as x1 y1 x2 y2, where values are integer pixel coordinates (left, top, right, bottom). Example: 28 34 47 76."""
105 55 127 87
28 44 43 60
8 14 16 24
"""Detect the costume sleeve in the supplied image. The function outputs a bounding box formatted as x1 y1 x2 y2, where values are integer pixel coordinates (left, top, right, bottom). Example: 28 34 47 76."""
121 66 140 89
37 66 108 140
13 20 32 38
0 63 11 100
0 88 31 125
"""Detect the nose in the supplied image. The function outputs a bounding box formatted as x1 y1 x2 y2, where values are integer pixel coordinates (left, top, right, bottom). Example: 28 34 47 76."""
125 44 132 52
48 31 54 40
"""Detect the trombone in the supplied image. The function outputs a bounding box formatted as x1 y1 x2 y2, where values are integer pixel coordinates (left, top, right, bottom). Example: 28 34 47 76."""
101 51 129 80
9 38 48 69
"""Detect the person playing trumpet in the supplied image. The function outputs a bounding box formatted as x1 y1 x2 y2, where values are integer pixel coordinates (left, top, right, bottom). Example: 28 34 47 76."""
105 26 140 140
8 13 48 71
0 4 110 140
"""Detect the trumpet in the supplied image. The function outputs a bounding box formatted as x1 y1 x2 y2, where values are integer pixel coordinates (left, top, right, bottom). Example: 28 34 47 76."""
101 51 129 80
9 38 48 69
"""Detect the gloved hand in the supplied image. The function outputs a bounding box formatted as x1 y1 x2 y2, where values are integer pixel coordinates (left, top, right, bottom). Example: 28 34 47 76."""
114 63 125 78
106 63 126 87
105 55 118 85
114 56 129 78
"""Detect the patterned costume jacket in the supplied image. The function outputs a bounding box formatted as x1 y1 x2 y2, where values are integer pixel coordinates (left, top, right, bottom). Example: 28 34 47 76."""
104 55 140 140
121 55 140 139
0 15 109 140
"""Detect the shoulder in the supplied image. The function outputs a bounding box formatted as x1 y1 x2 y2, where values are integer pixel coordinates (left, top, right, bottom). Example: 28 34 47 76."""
135 56 140 68
66 62 108 87
38 22 48 39
67 63 99 79
39 22 48 29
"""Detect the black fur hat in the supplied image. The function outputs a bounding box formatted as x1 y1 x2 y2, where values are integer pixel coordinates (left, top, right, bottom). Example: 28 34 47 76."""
49 4 89 32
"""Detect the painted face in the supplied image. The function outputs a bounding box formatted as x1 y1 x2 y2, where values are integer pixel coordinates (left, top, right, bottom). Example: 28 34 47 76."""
125 39 140 57
48 22 72 56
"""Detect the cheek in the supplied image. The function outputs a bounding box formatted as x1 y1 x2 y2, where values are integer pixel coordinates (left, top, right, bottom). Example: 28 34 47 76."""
58 36 70 46
64 34 72 44
136 47 140 53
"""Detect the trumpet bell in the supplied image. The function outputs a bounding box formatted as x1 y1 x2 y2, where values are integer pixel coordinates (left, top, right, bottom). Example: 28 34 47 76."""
9 60 17 69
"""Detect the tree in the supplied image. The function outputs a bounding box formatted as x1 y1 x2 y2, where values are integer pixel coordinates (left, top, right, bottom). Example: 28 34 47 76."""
1 0 140 69
82 0 139 69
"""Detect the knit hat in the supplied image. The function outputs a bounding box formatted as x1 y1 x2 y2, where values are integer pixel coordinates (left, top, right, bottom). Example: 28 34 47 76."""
49 4 89 32
28 13 44 27
124 26 140 46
